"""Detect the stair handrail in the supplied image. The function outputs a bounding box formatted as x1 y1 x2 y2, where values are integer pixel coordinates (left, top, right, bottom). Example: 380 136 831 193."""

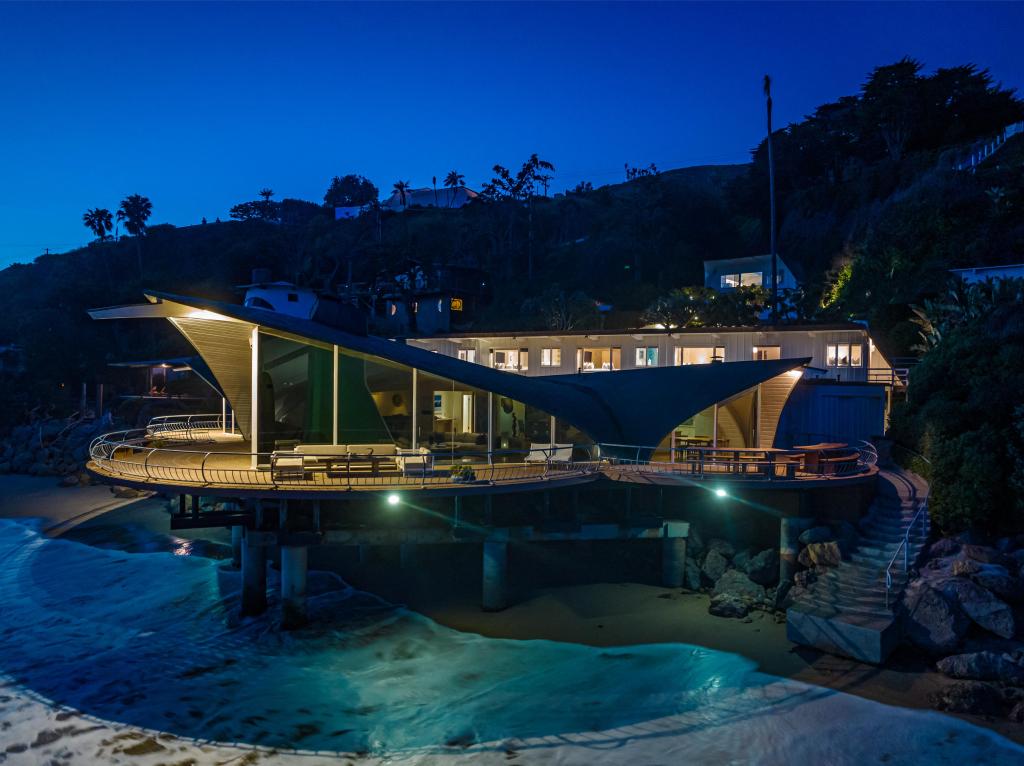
884 497 933 610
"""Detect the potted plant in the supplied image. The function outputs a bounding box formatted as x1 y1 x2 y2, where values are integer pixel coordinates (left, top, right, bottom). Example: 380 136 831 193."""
449 464 477 483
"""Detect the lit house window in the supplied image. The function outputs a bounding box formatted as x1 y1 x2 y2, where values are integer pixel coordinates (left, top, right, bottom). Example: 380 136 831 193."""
826 343 863 367
752 345 781 361
576 347 621 371
492 349 529 371
457 349 477 363
721 272 763 288
634 346 659 367
540 348 561 367
674 346 725 365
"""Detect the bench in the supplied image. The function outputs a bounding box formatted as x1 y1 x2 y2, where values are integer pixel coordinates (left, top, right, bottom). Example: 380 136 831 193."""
270 443 399 480
524 443 573 463
395 447 434 476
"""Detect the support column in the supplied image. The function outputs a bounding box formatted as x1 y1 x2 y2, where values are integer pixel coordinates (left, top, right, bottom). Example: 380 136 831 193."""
399 543 417 569
779 517 814 584
250 326 260 469
240 530 268 616
482 535 509 611
280 545 308 629
230 525 244 569
411 368 418 448
661 521 689 588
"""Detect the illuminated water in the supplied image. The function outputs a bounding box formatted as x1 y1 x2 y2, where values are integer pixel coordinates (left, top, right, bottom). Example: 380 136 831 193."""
0 518 1021 762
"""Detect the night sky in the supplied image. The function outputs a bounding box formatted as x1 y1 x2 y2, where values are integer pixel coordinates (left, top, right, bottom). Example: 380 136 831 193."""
1 1 1021 267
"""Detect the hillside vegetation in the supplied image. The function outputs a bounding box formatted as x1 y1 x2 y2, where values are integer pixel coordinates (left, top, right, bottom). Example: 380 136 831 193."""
1 58 1022 429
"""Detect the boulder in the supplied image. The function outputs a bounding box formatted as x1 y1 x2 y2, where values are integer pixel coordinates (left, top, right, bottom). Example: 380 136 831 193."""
687 527 705 559
798 525 833 546
798 541 842 569
732 548 752 572
903 581 971 655
936 651 1024 684
928 681 1003 716
708 593 750 619
962 544 1014 568
705 538 735 559
794 569 818 589
59 474 79 488
702 549 729 584
683 558 702 591
951 559 982 577
971 568 1024 605
1010 702 1024 724
929 538 960 559
712 569 766 603
937 577 1016 639
746 548 780 586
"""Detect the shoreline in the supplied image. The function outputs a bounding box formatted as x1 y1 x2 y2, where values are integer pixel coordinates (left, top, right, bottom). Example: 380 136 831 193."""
0 474 1021 753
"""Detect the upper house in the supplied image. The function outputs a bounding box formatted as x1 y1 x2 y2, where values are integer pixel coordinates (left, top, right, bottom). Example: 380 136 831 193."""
382 186 478 212
704 254 800 293
950 263 1024 284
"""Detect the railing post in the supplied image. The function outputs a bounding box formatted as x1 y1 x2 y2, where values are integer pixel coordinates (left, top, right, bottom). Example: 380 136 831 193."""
201 452 210 484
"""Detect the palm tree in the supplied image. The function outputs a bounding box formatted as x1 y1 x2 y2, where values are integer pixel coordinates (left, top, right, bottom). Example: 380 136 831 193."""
764 74 778 323
82 208 113 241
432 175 438 207
259 188 274 201
117 194 153 278
443 170 465 208
393 180 411 209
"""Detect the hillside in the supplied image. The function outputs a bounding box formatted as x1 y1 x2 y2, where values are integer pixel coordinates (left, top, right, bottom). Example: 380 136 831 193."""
1 59 1022 425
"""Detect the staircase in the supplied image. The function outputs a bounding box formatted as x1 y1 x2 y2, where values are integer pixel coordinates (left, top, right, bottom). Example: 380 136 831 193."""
786 469 929 664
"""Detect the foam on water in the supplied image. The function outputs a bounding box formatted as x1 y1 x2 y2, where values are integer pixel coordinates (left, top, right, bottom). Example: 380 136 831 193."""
0 518 1021 763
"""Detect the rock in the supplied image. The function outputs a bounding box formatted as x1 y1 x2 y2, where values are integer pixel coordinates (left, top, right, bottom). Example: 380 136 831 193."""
773 581 792 610
798 525 833 546
708 593 750 619
702 549 729 584
928 681 1003 716
903 581 971 655
962 544 1013 568
0 461 9 474
683 558 702 591
706 538 735 559
712 569 766 603
794 569 817 589
1010 702 1024 723
732 548 752 572
971 568 1024 605
929 538 960 559
112 486 144 499
952 559 982 577
937 577 1016 639
798 541 842 569
746 548 779 586
59 474 79 487
936 652 1024 684
687 527 705 559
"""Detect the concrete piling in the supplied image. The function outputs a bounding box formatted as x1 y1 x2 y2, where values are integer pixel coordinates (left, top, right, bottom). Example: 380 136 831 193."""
280 545 308 629
230 525 244 570
240 530 268 616
779 517 814 584
482 536 508 611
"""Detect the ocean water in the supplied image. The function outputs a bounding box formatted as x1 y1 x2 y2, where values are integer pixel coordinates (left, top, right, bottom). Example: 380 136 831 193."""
0 518 1021 763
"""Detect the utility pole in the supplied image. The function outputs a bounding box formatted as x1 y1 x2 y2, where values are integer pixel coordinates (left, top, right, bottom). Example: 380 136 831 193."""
764 74 779 324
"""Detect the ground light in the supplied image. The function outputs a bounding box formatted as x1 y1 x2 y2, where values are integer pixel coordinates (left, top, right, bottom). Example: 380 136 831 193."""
714 488 728 498
386 493 401 507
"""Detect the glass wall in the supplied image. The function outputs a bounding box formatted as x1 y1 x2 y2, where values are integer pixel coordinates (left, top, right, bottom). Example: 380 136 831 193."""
340 350 411 446
257 332 334 453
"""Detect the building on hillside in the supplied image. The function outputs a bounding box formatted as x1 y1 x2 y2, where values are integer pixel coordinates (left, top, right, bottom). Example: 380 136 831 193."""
410 324 899 448
950 263 1024 283
704 254 800 292
383 186 478 212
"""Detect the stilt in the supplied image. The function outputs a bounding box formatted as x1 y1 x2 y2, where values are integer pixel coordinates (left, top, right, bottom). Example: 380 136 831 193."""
358 544 371 565
230 525 244 569
779 517 814 584
240 530 268 616
280 545 308 629
482 535 508 611
661 535 688 588
484 495 494 526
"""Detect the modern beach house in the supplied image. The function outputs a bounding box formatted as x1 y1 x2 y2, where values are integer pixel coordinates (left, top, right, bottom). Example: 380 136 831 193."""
86 287 882 628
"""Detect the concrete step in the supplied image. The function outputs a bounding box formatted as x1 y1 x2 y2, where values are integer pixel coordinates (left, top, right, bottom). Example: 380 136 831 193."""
786 606 900 664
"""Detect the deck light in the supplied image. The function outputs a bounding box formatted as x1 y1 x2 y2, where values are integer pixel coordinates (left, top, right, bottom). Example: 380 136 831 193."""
715 488 728 498
386 493 401 507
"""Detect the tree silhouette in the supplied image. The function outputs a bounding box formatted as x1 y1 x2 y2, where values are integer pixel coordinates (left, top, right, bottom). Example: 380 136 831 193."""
259 188 274 201
443 170 465 208
393 180 411 208
117 194 153 278
82 208 113 241
764 74 779 323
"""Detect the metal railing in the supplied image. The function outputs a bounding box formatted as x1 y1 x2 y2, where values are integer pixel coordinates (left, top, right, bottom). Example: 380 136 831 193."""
867 367 910 387
146 413 227 441
89 428 600 491
885 499 929 609
598 441 875 481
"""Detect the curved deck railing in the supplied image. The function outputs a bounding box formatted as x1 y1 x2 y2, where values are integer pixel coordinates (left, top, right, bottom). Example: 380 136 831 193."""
146 413 228 441
89 428 600 491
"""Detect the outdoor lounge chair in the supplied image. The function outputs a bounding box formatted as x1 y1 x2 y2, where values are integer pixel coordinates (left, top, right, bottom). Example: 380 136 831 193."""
395 446 433 475
525 443 573 463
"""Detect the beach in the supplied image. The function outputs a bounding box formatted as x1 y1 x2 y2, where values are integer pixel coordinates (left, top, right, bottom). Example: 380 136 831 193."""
0 475 1020 765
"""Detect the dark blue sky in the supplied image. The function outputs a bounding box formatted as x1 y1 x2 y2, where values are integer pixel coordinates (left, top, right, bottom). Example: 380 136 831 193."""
1 1 1021 267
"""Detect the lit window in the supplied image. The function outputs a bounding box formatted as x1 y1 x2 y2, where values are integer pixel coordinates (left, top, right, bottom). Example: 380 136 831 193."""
721 274 741 288
576 347 620 371
826 343 863 367
450 297 464 312
540 348 561 367
389 302 397 316
720 272 763 288
634 346 659 367
675 346 725 365
492 349 528 371
457 349 477 363
752 345 780 361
